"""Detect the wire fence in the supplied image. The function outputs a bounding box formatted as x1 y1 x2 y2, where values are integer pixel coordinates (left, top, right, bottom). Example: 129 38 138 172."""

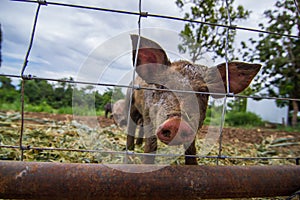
1 0 300 166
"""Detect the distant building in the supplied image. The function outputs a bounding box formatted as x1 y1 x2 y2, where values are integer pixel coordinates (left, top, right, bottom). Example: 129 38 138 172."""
247 98 288 124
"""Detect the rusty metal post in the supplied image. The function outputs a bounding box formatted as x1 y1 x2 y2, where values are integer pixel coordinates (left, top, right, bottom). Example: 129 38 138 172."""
0 161 299 199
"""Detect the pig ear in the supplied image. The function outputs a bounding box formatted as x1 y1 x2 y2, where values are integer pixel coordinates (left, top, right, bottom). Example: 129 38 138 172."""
206 62 261 95
131 35 170 83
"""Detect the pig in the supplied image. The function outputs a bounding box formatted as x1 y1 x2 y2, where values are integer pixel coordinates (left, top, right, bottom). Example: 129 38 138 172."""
104 102 112 118
112 99 144 146
112 99 127 127
126 35 261 165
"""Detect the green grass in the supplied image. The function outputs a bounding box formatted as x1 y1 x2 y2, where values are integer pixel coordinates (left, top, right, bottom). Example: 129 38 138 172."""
0 101 105 116
276 124 300 132
1 102 299 132
0 101 21 111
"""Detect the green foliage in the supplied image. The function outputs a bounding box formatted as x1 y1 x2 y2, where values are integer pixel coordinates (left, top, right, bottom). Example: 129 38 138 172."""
0 76 125 116
51 79 74 109
227 87 258 112
0 100 21 111
25 101 54 113
112 87 126 102
277 124 300 133
57 106 73 114
176 0 250 62
0 76 15 90
204 104 224 125
100 88 113 108
0 24 2 67
240 0 300 126
24 79 54 105
204 104 263 127
0 76 19 104
226 111 263 127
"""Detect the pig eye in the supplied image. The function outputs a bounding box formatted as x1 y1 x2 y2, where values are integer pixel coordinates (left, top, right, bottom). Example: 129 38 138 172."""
155 84 167 90
152 84 167 97
167 113 181 118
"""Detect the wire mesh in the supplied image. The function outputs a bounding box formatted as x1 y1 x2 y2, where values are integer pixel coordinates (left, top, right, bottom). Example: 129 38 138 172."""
0 0 299 166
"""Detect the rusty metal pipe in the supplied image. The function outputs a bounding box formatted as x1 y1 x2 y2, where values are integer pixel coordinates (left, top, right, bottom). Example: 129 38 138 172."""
0 161 299 199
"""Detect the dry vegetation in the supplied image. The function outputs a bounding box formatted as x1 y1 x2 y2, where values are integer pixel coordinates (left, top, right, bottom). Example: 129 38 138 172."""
1 111 300 199
1 111 299 166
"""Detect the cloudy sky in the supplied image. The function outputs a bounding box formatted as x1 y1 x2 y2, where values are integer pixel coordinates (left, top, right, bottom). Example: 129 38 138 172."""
1 0 274 84
1 0 288 123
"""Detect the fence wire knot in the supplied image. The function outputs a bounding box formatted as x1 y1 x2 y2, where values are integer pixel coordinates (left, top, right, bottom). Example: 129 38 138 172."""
37 0 47 5
140 11 148 17
226 93 235 98
218 155 227 159
20 145 31 151
228 24 237 30
126 151 135 156
21 74 34 80
133 84 141 90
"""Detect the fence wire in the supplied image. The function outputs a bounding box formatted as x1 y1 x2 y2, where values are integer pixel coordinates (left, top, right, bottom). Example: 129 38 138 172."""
0 0 300 166
10 0 300 39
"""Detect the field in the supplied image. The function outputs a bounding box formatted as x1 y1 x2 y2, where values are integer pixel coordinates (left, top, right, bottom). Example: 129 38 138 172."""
1 110 299 166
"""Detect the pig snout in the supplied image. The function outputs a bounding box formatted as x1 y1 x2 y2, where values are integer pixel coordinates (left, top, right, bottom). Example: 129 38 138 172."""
156 116 195 146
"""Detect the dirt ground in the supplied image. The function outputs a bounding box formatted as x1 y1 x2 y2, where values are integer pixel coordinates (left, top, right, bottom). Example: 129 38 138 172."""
21 111 299 145
1 110 297 162
22 111 114 128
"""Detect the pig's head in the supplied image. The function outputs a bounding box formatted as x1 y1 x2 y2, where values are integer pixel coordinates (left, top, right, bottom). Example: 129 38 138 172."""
131 35 261 146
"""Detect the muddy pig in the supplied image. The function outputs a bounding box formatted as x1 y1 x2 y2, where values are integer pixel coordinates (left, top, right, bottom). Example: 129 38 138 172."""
104 102 112 118
111 99 144 146
127 35 261 164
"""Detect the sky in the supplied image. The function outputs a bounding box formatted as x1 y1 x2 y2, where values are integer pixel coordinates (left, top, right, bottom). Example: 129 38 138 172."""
0 0 287 123
0 0 274 84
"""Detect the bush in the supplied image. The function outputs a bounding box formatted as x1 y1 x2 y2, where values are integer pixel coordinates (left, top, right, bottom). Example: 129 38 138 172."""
57 106 73 114
204 106 224 125
226 111 263 127
25 101 54 113
0 100 21 111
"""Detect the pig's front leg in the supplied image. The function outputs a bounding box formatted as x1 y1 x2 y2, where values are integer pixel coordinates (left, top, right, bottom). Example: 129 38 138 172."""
126 118 137 151
184 140 198 165
143 122 157 164
144 135 157 164
136 123 144 145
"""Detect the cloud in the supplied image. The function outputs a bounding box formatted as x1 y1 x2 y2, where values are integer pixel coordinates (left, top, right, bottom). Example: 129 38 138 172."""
0 0 285 122
0 1 134 79
1 0 274 86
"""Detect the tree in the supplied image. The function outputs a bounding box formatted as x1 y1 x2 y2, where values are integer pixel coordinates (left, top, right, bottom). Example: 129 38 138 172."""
175 0 250 63
23 79 54 105
51 78 74 108
0 76 15 90
0 76 18 103
227 87 255 112
111 87 125 102
241 0 300 127
0 24 2 67
101 88 113 109
99 88 125 109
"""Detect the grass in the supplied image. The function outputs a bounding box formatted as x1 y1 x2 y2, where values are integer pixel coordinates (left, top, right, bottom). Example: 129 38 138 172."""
1 101 299 132
276 124 300 132
0 101 105 116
